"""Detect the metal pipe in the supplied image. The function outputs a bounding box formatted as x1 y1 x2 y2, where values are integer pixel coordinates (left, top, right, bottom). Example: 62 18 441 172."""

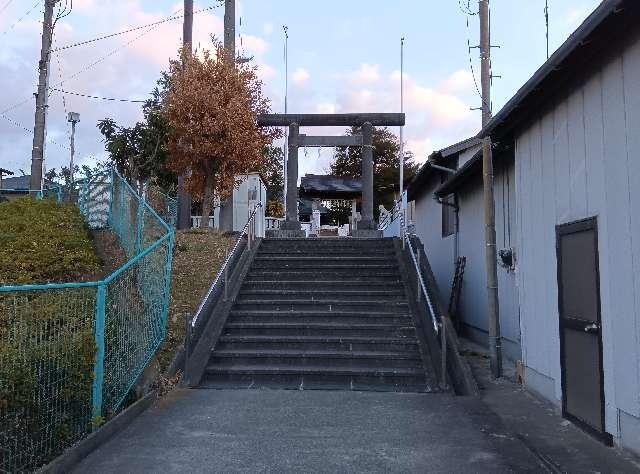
428 163 457 174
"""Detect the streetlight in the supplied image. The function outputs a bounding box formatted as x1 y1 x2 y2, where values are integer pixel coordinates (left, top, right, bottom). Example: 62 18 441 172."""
67 112 80 191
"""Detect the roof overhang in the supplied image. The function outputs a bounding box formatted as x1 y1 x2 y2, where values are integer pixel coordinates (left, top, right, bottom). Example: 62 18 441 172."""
481 0 638 141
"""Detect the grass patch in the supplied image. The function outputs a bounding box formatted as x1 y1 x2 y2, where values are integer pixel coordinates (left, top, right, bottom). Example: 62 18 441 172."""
0 198 100 285
156 229 235 373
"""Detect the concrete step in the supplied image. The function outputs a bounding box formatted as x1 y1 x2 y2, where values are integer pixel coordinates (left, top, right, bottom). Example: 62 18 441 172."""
201 364 431 392
246 269 401 280
257 249 396 257
237 289 406 301
216 336 420 353
222 322 417 338
232 300 411 313
241 281 404 291
209 349 423 369
228 310 412 325
251 257 395 270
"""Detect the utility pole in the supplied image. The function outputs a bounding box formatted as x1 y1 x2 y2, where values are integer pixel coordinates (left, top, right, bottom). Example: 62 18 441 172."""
177 0 193 229
30 0 58 194
67 112 80 191
480 0 502 378
224 0 235 63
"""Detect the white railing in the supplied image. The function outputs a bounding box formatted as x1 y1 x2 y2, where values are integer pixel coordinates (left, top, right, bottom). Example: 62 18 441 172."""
265 217 284 230
404 231 447 389
379 192 406 237
191 215 216 228
188 202 262 335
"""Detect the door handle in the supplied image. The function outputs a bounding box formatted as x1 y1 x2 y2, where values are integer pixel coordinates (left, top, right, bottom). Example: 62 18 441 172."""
584 323 600 334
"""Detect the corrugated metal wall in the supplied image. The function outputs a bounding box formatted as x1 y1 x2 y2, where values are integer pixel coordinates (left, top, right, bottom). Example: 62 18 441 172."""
515 34 640 435
456 158 520 360
413 174 455 305
412 158 520 360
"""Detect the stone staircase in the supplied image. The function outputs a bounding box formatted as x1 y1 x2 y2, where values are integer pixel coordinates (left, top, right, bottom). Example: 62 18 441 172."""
200 238 442 392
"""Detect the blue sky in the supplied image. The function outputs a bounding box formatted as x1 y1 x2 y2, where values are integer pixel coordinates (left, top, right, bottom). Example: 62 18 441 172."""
0 0 601 180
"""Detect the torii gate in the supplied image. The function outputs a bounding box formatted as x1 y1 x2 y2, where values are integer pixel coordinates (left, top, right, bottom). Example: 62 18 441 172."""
257 113 405 237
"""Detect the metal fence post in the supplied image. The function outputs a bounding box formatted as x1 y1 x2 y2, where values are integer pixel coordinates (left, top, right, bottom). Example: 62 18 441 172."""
107 168 115 228
441 319 447 390
91 284 107 423
135 195 145 254
416 247 421 302
224 248 229 301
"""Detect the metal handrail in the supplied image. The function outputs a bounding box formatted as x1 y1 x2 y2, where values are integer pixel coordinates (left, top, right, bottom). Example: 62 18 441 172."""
404 231 448 389
404 233 439 332
378 191 406 231
189 202 263 331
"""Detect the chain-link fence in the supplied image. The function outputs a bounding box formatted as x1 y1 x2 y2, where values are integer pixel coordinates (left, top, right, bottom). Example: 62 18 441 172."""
0 169 174 473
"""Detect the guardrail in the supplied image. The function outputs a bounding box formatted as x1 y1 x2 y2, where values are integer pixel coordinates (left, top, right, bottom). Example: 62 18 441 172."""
378 192 406 237
0 169 175 473
185 203 262 369
403 232 447 390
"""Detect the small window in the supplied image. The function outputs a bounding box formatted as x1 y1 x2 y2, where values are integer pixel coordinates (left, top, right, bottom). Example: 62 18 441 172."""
442 194 456 238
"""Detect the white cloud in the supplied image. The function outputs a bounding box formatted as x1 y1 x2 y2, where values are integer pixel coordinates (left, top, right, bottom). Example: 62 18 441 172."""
263 22 274 35
328 64 479 172
316 103 337 114
292 67 310 86
0 0 277 175
566 7 590 28
349 63 380 85
406 138 434 163
441 70 475 94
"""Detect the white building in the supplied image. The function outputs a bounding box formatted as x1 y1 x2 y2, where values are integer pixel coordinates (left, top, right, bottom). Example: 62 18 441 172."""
409 0 640 454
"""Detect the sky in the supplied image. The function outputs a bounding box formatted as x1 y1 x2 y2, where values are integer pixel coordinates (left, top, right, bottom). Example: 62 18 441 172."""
0 0 602 182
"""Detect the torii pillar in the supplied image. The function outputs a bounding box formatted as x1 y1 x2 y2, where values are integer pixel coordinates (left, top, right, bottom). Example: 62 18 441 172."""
257 113 405 238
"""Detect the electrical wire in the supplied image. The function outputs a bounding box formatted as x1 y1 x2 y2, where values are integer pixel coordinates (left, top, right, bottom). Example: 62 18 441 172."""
1 0 42 37
0 113 69 150
0 0 15 15
464 9 483 101
51 88 146 103
50 4 220 53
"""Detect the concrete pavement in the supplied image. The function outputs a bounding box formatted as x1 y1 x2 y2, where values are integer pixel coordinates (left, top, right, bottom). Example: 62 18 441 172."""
72 389 547 473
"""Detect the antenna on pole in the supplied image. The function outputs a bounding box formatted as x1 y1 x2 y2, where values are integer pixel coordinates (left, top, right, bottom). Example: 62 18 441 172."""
545 0 550 59
282 25 289 213
399 37 406 213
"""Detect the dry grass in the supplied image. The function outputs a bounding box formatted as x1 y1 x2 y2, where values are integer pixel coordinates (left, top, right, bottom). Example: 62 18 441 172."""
156 229 235 373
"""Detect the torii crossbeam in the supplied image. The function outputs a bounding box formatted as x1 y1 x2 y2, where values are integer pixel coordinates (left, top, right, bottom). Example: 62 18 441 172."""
257 113 405 237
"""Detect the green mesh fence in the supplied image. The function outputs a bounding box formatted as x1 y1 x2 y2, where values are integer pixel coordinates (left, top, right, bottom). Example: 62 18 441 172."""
0 169 174 473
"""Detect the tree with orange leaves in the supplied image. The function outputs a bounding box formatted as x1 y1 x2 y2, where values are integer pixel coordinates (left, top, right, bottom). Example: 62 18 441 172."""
163 44 279 228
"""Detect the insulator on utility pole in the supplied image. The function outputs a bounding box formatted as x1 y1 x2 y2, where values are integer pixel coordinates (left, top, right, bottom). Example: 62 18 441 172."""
480 0 502 378
30 0 57 194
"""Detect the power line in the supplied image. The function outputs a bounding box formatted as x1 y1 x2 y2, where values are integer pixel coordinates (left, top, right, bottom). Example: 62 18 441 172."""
1 0 42 37
0 112 69 150
463 6 483 102
50 4 221 52
0 0 15 14
51 88 147 103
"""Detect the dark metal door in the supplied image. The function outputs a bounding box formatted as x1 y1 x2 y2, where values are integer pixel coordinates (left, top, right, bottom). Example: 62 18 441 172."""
556 218 610 443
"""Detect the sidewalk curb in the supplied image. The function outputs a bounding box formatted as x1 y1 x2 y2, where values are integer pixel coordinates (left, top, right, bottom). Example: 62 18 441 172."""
38 391 157 474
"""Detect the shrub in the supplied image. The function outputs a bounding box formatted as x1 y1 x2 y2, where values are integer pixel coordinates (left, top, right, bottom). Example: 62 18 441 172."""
0 198 99 471
0 197 100 285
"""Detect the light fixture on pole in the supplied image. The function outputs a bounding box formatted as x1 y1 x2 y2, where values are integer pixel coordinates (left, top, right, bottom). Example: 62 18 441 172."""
67 111 80 189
